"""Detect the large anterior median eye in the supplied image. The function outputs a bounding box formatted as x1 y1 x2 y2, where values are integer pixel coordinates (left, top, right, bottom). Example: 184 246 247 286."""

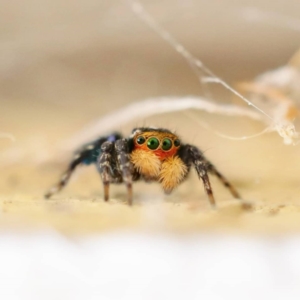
147 137 160 150
136 136 146 145
161 138 172 151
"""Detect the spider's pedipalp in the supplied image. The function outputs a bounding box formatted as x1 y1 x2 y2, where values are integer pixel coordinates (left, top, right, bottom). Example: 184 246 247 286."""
115 139 134 205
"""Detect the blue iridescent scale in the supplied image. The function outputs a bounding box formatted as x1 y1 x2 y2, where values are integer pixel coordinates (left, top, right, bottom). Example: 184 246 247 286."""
80 133 122 165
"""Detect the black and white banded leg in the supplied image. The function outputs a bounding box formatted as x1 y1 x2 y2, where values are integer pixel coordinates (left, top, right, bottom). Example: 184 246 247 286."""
180 144 249 209
115 139 134 205
45 150 87 199
204 160 241 199
97 141 115 202
181 145 216 207
204 159 253 210
45 134 122 199
98 139 134 205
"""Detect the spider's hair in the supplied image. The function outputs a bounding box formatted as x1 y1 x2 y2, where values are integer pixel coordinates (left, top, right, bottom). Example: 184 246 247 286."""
131 127 174 137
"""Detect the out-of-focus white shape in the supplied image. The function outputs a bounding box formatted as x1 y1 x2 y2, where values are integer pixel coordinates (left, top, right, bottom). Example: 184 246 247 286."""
257 66 300 94
1 231 300 300
0 133 15 142
0 136 51 166
275 121 299 145
238 53 300 145
126 0 299 145
240 7 300 32
63 96 263 150
128 0 271 119
238 7 300 144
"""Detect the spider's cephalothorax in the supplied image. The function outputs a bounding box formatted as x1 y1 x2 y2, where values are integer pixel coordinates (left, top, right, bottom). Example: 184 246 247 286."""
45 127 241 207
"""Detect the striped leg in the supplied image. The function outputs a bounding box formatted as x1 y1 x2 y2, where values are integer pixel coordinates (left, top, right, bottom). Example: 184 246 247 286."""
205 160 241 199
98 141 114 202
205 160 252 210
45 153 83 199
45 137 111 199
115 139 134 205
194 162 216 208
187 146 216 208
45 133 123 199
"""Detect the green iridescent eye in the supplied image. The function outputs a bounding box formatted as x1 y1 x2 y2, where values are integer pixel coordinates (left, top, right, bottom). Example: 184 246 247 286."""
161 138 172 151
147 137 159 150
174 139 181 147
137 136 146 145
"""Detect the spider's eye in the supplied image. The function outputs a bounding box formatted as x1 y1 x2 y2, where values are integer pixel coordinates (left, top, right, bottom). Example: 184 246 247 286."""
161 138 172 151
147 137 160 150
136 136 146 145
174 139 181 147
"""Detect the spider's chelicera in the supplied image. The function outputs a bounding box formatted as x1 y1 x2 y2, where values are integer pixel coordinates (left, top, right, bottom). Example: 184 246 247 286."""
45 127 241 207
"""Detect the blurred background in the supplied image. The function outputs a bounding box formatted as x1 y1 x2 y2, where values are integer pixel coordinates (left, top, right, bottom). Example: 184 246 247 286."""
1 0 300 142
1 1 300 298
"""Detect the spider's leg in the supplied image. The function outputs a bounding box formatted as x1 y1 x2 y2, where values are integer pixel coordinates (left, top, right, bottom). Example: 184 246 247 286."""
45 133 122 199
45 132 122 198
98 141 115 202
179 145 216 207
204 160 241 199
115 139 133 205
44 147 92 199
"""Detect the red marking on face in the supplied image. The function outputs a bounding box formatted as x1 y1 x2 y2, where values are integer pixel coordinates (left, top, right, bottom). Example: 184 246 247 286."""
152 148 178 160
134 141 179 161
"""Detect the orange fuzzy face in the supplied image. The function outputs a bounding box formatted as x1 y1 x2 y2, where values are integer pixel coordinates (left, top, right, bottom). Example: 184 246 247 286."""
130 130 182 181
132 131 181 161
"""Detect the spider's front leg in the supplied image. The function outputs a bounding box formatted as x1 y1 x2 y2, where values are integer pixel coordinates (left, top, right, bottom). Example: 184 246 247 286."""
204 160 241 199
115 139 134 205
182 145 216 207
180 144 242 208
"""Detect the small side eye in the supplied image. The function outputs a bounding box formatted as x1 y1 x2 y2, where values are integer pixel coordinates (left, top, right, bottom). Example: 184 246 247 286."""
161 138 172 151
147 137 160 150
136 136 146 145
174 139 181 147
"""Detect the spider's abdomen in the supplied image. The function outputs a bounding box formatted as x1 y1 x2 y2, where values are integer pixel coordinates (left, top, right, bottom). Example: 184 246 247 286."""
78 132 123 165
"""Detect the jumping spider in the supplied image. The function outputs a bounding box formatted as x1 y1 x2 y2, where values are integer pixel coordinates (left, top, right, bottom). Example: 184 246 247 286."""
45 127 241 207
